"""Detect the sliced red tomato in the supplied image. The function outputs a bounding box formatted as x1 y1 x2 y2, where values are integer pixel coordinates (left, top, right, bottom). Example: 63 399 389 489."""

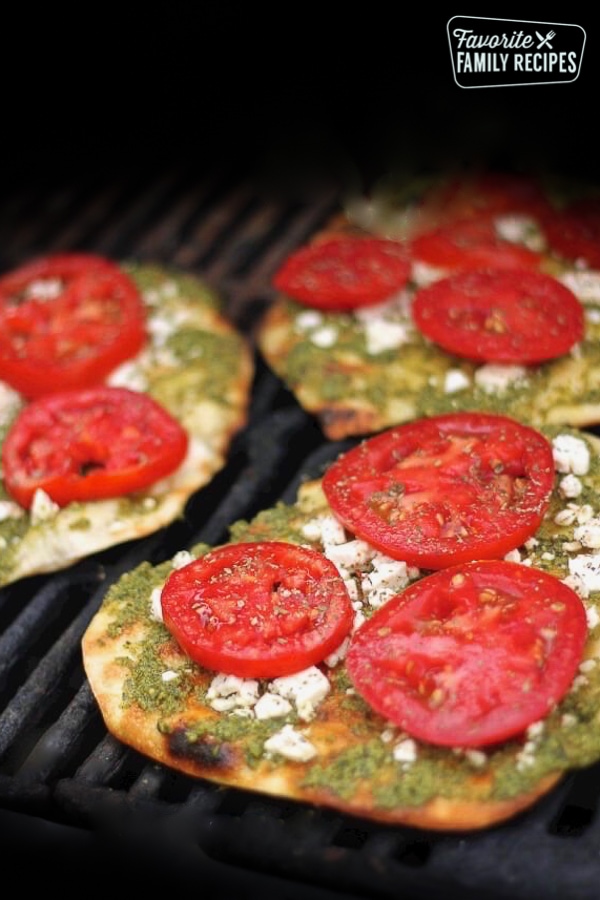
273 236 411 310
411 268 584 364
406 171 553 237
160 541 354 678
322 412 555 570
542 197 600 267
0 252 147 398
346 560 588 747
2 386 188 508
410 216 544 273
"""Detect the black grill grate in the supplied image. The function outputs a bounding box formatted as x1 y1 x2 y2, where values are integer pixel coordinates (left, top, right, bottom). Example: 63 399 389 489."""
2 165 600 899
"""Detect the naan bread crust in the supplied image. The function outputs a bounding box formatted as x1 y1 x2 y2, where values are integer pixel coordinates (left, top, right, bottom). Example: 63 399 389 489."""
82 428 600 832
0 263 254 587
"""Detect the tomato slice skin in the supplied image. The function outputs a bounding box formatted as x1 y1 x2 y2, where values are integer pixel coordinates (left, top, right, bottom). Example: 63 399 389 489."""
346 560 588 747
160 541 354 678
411 268 584 364
322 412 555 570
273 236 411 310
0 253 147 398
410 216 544 273
2 386 188 508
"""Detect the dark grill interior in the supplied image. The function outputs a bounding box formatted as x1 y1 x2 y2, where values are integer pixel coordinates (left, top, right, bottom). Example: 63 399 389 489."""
2 161 600 900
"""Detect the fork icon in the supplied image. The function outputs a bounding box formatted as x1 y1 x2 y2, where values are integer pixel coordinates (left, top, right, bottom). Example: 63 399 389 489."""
536 29 555 48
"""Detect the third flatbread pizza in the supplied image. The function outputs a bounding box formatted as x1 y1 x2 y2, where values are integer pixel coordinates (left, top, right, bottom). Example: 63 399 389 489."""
257 169 600 439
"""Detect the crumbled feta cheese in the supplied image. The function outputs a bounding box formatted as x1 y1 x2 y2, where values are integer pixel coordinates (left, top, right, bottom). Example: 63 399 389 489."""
363 319 412 355
206 674 259 713
559 474 583 499
324 635 351 668
0 382 22 427
567 552 600 597
150 587 164 622
106 360 148 391
393 738 418 766
361 555 410 607
574 518 600 549
494 214 545 250
463 748 487 768
161 670 179 682
25 277 62 299
30 489 60 524
270 666 330 721
301 514 346 546
0 499 25 521
552 434 591 476
474 363 528 394
444 368 471 393
324 538 376 571
263 724 317 762
586 604 600 630
172 550 194 570
254 692 293 720
558 270 600 304
295 310 323 330
504 548 521 563
310 325 338 348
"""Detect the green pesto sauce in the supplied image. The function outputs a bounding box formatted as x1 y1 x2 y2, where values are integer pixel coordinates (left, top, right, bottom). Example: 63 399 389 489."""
124 262 222 312
276 298 600 426
119 629 195 717
164 329 244 402
228 502 310 546
180 715 289 768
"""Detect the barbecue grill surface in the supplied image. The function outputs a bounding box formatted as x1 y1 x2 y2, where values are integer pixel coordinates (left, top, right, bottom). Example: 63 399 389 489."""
3 20 600 895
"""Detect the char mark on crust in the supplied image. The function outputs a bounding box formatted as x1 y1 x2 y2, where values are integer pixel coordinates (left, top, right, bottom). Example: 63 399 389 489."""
320 405 374 440
168 727 234 769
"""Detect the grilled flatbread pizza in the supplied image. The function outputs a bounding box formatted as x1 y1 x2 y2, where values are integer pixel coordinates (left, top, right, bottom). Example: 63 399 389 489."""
0 255 253 587
257 169 600 439
83 411 600 832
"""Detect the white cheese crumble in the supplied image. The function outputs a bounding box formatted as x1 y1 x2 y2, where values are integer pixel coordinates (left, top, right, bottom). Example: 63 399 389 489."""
558 270 600 304
494 214 546 251
0 499 25 521
392 737 418 766
25 277 62 300
295 310 323 331
474 363 528 394
254 692 293 720
567 553 600 598
310 325 338 348
559 474 583 499
270 666 331 721
161 670 179 682
573 519 600 549
149 587 164 622
552 434 591 476
263 724 317 762
30 489 60 524
171 550 194 570
206 673 260 713
362 319 412 355
444 368 471 394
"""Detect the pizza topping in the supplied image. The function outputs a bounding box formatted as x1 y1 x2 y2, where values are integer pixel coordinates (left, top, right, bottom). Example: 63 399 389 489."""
411 269 584 365
0 253 147 398
410 216 545 274
345 560 588 747
273 236 412 311
264 724 318 762
1 386 189 508
322 412 555 569
160 542 355 678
